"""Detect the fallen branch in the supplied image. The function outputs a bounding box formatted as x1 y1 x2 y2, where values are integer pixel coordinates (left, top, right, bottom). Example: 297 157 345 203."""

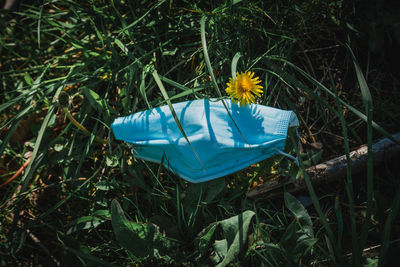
248 132 400 199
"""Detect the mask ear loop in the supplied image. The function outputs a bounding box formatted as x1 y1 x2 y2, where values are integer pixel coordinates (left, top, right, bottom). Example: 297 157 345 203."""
275 149 299 166
274 128 300 166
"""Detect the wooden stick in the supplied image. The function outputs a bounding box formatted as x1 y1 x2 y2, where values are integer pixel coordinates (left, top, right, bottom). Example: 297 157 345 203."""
248 132 400 199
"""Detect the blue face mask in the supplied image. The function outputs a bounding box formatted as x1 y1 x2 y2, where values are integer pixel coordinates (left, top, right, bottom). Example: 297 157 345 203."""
111 99 299 183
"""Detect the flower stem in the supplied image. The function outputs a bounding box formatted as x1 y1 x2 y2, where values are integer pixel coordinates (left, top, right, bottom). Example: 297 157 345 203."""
63 107 108 145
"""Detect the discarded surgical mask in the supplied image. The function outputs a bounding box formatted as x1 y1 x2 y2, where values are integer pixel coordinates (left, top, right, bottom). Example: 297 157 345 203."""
111 99 299 183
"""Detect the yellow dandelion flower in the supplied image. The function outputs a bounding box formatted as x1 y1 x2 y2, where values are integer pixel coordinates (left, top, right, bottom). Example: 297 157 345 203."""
225 71 263 106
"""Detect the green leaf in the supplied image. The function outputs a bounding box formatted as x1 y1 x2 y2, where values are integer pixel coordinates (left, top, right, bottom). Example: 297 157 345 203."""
114 38 128 55
184 179 225 216
364 257 379 267
279 221 317 264
64 246 117 267
95 181 115 191
106 154 119 167
111 199 175 259
196 223 218 257
284 192 314 237
197 210 255 267
184 183 203 216
213 239 228 264
83 88 115 123
162 48 178 56
301 149 323 168
111 199 153 258
59 234 116 267
204 178 225 202
54 143 64 152
23 72 33 85
279 193 319 264
215 210 255 267
66 210 110 234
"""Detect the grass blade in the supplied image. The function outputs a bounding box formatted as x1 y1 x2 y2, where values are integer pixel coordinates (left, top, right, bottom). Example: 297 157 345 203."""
151 68 204 171
20 86 63 192
117 0 167 34
158 74 205 103
200 16 223 98
37 5 43 48
329 70 357 265
379 185 400 267
231 52 242 80
200 16 248 144
64 246 118 267
290 132 340 265
347 45 372 106
140 68 152 109
349 46 374 264
264 56 396 144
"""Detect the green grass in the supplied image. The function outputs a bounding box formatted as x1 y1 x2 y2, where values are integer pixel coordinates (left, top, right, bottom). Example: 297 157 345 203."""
1 0 400 266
